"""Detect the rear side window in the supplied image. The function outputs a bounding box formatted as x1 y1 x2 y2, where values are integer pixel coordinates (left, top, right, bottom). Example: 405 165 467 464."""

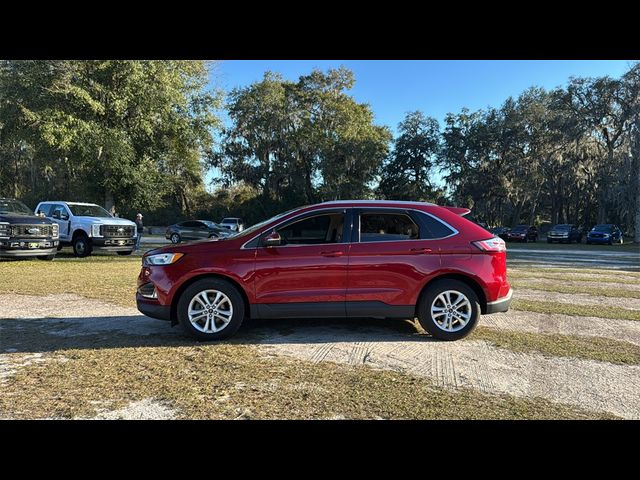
414 211 456 239
360 213 419 242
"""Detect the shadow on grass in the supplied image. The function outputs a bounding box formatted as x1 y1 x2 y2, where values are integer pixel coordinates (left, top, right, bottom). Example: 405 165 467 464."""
0 314 431 355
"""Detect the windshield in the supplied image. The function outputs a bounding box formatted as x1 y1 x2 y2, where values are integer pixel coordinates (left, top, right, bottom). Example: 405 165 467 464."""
222 218 239 224
512 225 528 232
592 224 613 232
0 199 33 216
232 208 301 239
553 224 571 231
68 204 113 218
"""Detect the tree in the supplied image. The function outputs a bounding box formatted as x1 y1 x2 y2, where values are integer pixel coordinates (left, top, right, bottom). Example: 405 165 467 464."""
214 67 390 214
378 111 442 201
0 60 221 217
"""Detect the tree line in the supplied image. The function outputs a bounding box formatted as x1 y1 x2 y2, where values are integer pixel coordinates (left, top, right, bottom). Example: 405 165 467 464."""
1 60 638 240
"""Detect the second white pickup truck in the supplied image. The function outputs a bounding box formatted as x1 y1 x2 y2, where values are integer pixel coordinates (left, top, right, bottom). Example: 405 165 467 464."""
35 201 137 257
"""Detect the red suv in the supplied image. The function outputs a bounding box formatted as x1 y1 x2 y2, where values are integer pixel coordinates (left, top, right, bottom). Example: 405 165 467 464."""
137 201 512 341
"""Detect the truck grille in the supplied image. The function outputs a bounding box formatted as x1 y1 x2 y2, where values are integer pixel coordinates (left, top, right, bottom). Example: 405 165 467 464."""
101 225 135 238
10 224 54 238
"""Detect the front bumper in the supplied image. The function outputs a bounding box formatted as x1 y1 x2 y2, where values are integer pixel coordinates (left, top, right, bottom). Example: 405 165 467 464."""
137 296 172 321
0 239 58 257
587 236 611 244
92 237 136 251
485 288 513 314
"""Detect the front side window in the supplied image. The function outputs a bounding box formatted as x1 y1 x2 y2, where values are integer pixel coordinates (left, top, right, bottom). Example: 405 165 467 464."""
51 204 69 220
360 213 419 242
276 213 344 245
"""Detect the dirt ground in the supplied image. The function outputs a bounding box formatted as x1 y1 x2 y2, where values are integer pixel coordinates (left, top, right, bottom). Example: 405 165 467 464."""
1 291 639 419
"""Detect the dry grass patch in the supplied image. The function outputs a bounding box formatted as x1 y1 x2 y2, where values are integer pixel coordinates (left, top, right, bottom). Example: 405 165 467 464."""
0 338 615 420
472 327 640 365
0 258 140 308
510 280 640 299
511 299 640 321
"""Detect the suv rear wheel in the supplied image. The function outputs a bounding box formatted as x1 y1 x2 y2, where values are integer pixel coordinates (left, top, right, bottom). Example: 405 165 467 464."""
170 233 181 244
177 278 245 341
72 233 92 258
417 279 480 341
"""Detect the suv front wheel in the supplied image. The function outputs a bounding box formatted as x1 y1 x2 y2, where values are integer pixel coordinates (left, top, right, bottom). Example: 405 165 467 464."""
417 279 480 341
177 278 245 341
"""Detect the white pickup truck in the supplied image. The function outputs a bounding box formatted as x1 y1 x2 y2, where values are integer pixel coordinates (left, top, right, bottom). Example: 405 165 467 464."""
35 201 137 257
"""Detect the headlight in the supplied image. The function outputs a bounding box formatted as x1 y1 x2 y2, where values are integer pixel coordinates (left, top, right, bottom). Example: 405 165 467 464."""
0 223 9 238
51 224 59 238
603 233 610 237
144 253 184 266
91 224 102 237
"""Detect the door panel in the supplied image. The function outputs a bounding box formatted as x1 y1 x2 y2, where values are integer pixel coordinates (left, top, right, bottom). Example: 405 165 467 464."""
346 209 442 311
253 210 350 308
49 204 71 240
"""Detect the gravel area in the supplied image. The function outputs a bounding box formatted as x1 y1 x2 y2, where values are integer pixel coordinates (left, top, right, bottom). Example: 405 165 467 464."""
2 291 640 419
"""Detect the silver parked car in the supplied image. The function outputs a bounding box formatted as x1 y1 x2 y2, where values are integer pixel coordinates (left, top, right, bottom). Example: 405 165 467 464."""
219 217 244 232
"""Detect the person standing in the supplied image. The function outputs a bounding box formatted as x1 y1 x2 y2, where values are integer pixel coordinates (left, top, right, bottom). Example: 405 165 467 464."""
135 213 144 251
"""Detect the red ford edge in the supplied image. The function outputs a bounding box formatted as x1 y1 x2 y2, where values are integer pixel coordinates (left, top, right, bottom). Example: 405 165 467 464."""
136 201 512 341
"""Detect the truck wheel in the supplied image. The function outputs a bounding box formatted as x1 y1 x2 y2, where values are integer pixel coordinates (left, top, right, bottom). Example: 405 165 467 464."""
171 233 181 244
417 279 480 341
117 250 133 256
73 234 92 258
547 238 552 243
177 278 245 341
56 244 63 251
37 255 55 261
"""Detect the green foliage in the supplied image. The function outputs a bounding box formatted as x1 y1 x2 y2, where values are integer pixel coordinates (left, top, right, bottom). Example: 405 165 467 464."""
378 111 443 201
213 67 391 217
0 60 221 218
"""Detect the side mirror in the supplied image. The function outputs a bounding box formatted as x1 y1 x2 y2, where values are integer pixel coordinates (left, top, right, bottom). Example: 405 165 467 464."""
60 213 69 221
264 230 282 247
52 211 60 220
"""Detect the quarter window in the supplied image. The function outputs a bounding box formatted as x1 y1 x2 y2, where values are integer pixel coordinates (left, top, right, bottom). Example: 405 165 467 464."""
360 213 419 242
276 213 344 245
417 212 456 239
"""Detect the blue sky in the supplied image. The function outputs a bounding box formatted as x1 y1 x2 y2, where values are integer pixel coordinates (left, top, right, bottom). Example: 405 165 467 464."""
207 60 635 186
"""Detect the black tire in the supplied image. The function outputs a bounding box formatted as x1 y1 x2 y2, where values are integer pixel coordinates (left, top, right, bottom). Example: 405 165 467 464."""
56 244 63 251
608 239 613 245
170 233 181 244
547 238 552 243
417 279 480 341
37 255 55 261
586 240 591 245
72 234 92 257
177 278 245 341
117 250 133 256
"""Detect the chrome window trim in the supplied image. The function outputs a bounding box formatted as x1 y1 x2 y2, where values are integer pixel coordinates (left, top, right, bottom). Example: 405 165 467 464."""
241 208 348 250
241 206 459 249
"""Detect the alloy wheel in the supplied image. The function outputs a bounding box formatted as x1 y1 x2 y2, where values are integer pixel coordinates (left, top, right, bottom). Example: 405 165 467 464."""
430 290 472 332
187 289 234 333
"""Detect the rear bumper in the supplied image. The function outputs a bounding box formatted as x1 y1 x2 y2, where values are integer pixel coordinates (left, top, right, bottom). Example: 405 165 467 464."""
136 296 171 321
485 288 513 314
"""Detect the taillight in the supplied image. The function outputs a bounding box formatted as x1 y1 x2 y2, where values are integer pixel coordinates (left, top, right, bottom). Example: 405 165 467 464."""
472 237 506 252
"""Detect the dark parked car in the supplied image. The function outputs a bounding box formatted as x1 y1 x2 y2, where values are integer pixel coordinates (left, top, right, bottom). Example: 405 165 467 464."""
138 200 513 342
586 224 624 245
165 220 235 244
547 224 582 244
504 225 538 243
0 198 59 260
489 226 511 241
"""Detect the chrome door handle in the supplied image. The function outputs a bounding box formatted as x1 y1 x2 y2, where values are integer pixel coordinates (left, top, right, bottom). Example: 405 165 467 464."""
320 251 344 257
410 247 433 254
